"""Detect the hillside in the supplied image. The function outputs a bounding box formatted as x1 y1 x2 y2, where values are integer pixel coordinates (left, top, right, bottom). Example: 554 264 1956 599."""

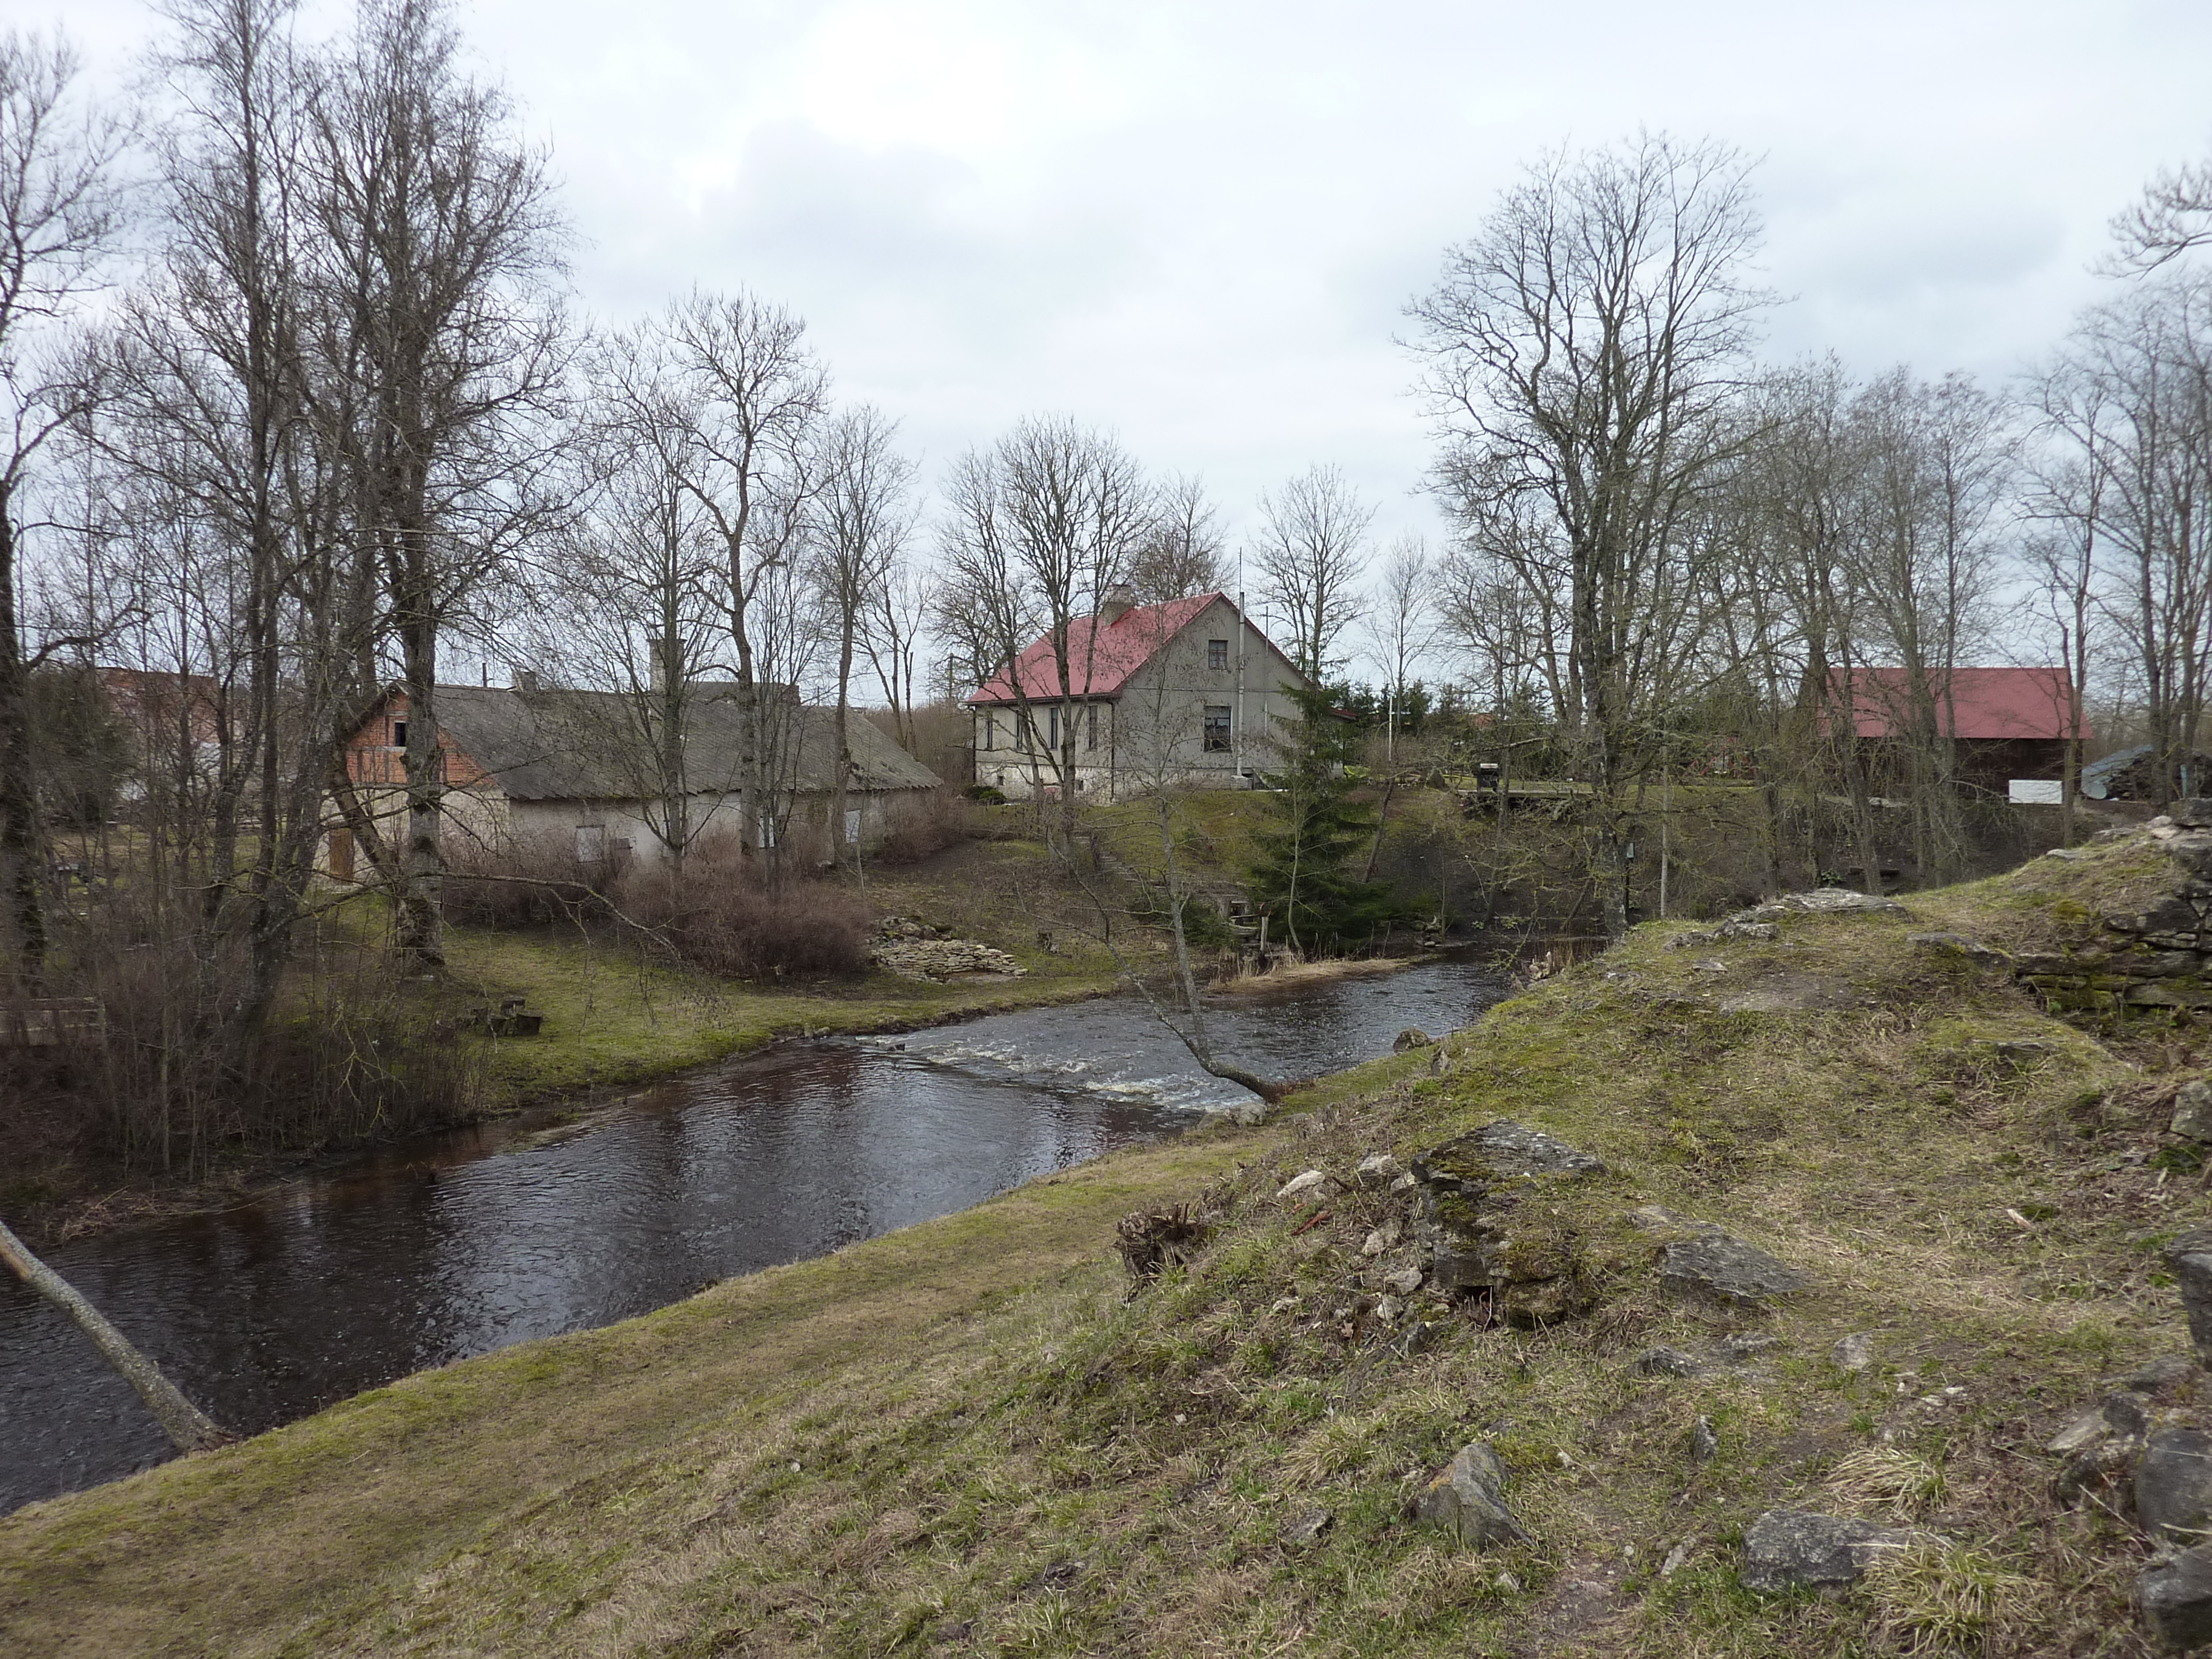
8 822 2212 1655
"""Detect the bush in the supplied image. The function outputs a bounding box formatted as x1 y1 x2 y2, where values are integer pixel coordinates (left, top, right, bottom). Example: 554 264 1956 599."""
615 836 871 977
964 783 1008 805
443 831 612 930
876 788 973 865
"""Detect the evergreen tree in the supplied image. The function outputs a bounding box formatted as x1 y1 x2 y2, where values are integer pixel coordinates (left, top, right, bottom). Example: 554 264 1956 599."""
1246 685 1404 953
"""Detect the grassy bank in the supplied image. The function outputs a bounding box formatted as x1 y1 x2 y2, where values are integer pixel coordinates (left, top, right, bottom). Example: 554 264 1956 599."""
7 834 2208 1655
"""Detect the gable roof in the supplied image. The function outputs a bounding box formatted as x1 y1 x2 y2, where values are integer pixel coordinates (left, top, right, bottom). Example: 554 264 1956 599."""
1832 666 2091 743
965 592 1304 706
390 684 939 802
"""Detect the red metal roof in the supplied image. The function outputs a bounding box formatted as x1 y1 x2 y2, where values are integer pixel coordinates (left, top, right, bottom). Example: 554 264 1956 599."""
1832 666 2091 742
967 593 1231 704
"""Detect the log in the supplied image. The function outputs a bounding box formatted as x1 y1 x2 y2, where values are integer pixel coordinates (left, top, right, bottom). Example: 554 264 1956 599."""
0 1216 232 1453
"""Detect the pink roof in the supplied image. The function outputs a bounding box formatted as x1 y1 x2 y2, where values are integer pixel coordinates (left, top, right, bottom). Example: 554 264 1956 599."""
967 593 1229 704
1832 666 2091 742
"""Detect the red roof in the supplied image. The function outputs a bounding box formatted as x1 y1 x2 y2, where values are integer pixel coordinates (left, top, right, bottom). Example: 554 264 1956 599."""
967 593 1230 705
1832 666 2091 742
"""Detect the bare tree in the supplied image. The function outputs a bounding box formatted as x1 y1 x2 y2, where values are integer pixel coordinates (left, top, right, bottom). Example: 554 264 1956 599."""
1409 133 1767 938
652 288 828 873
1250 463 1372 680
308 0 570 964
937 415 1153 833
1361 533 1440 767
1128 471 1227 602
857 545 930 751
808 403 916 880
0 29 125 986
2042 276 2212 805
2108 154 2212 275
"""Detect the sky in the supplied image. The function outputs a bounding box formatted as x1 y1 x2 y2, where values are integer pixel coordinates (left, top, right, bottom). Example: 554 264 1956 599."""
32 0 2212 636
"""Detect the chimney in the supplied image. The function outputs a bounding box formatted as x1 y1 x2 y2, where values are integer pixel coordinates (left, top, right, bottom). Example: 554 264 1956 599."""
1099 584 1135 626
649 633 682 695
511 668 540 692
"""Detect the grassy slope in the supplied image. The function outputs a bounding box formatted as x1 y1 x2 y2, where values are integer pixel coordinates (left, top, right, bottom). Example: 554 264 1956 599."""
5 836 2202 1656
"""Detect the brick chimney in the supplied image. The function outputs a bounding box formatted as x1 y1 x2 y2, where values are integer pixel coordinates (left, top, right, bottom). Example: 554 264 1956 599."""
1098 584 1135 625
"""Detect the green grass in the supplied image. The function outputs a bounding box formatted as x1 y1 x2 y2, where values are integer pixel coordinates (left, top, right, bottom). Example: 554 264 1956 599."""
5 832 2205 1656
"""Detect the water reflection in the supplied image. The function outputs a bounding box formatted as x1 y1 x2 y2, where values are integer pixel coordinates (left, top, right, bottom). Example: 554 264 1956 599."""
0 954 1506 1512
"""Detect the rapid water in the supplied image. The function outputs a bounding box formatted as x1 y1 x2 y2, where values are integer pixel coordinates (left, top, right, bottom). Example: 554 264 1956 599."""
0 954 1507 1512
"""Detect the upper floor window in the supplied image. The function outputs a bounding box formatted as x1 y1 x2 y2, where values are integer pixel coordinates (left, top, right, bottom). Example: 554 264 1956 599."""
1085 703 1099 750
1204 706 1232 752
980 711 996 751
1047 705 1062 749
1208 638 1229 671
390 717 407 748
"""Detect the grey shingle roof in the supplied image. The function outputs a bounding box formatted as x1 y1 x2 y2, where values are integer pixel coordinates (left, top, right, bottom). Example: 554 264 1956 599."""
426 684 939 802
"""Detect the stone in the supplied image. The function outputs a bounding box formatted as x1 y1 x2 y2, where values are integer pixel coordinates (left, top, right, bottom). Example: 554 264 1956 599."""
1717 1332 1781 1361
2164 1230 2212 1367
1659 1540 1694 1578
1276 1169 1327 1201
1910 931 2009 966
1382 1265 1424 1295
1375 1295 1402 1323
1738 1510 1903 1594
1393 1027 1433 1052
1691 1416 1719 1464
2139 1426 2212 1544
2174 1083 2212 1144
1421 1121 1606 1182
1634 1346 1706 1378
2174 800 2212 829
1361 1230 1389 1258
2129 1355 2202 1398
1831 1332 1877 1372
2049 1392 2150 1455
1282 1507 1333 1546
1731 888 1909 925
1659 1232 1812 1310
1355 1152 1405 1188
2140 1547 2212 1649
1409 1443 1530 1549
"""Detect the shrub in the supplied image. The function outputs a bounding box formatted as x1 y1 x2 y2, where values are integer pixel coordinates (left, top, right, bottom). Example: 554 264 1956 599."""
876 788 973 866
443 831 612 930
615 837 871 977
964 783 1008 805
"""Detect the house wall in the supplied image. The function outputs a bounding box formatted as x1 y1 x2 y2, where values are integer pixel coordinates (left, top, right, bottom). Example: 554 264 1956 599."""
970 598 1312 800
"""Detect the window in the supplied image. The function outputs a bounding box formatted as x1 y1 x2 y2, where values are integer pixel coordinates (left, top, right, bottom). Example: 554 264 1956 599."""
757 814 778 850
576 824 606 863
1047 705 1062 748
390 717 407 748
1204 706 1232 752
981 712 995 751
1208 638 1229 672
843 808 862 843
1085 703 1099 750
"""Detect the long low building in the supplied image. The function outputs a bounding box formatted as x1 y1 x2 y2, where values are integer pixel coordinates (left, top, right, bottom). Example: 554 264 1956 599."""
327 679 939 879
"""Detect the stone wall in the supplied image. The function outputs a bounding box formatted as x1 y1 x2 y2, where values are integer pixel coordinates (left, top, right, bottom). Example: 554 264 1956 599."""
2016 800 2212 1014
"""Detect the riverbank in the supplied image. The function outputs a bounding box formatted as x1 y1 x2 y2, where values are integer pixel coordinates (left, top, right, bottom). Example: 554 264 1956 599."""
12 832 2210 1655
5 837 1147 1247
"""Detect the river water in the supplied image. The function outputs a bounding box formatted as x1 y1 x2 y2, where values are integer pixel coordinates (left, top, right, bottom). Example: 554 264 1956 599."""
0 954 1508 1513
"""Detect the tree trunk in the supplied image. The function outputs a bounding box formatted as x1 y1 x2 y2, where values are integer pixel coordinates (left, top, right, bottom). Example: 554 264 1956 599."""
0 504 45 988
0 1217 232 1454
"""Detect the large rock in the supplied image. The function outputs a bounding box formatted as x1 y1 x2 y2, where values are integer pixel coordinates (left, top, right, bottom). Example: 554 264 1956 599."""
1659 1232 1812 1310
1409 1443 1529 1548
1732 888 1909 924
1411 1122 1607 1326
1739 1510 1902 1593
2175 1084 2212 1144
2141 1547 2212 1649
2165 1230 2212 1369
2140 1427 2212 1544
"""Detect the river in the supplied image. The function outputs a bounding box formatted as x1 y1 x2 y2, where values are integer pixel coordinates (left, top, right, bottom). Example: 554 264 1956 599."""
0 953 1509 1513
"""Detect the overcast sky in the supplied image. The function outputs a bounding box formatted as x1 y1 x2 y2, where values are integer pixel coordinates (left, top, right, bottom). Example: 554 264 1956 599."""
39 0 2212 568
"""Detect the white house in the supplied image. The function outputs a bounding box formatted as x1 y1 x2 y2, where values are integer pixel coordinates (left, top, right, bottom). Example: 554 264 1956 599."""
965 589 1317 801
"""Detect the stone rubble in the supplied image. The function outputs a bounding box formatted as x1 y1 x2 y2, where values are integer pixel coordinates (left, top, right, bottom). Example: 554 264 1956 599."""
869 923 1027 982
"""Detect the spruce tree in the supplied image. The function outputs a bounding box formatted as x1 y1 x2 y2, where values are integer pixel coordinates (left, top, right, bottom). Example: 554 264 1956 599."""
1246 685 1404 954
